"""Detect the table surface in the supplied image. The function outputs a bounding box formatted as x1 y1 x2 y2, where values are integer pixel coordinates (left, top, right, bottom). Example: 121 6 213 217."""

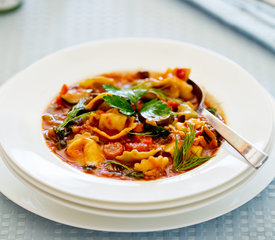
1 0 275 239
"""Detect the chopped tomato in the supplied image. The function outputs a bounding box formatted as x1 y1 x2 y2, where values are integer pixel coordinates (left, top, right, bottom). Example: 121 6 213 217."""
133 135 153 145
167 100 179 109
56 84 69 104
60 84 69 95
176 68 191 81
56 96 63 104
133 123 144 133
103 142 124 159
126 135 155 152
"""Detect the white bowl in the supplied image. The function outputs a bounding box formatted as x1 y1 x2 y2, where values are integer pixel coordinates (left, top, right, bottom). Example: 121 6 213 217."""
0 38 272 204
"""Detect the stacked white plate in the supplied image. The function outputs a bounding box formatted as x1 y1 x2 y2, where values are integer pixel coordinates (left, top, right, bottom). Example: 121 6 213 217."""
0 39 275 232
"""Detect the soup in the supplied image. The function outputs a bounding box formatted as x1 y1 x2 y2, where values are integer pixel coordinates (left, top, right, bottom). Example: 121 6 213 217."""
42 68 223 180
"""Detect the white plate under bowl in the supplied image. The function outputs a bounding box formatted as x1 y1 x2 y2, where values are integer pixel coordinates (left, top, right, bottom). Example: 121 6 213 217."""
0 92 275 231
0 38 272 205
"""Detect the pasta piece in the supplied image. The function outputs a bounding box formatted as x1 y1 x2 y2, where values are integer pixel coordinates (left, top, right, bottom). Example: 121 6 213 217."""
89 116 137 140
61 89 90 104
189 145 203 157
150 77 180 98
134 156 169 173
178 102 198 119
85 93 112 110
67 132 100 143
150 77 193 100
116 148 162 162
185 118 205 130
67 134 104 167
174 122 188 132
143 169 160 177
84 140 105 167
99 108 127 132
178 80 193 100
164 139 176 157
79 76 116 90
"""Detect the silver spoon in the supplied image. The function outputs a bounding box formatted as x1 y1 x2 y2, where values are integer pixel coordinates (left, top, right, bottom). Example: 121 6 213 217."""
187 79 268 169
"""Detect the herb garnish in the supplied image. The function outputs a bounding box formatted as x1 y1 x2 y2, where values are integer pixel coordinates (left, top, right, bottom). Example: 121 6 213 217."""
103 85 146 110
139 99 171 120
173 124 213 172
103 84 172 119
105 161 144 179
102 95 135 116
56 99 87 133
131 83 183 103
130 123 170 138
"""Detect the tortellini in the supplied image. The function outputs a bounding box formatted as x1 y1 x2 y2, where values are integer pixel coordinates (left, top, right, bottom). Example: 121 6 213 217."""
150 77 180 98
149 77 193 100
85 93 112 110
67 133 104 167
99 108 127 132
89 116 137 140
178 80 193 100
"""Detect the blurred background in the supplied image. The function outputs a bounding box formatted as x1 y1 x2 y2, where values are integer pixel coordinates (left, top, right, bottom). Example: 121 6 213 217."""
0 0 275 239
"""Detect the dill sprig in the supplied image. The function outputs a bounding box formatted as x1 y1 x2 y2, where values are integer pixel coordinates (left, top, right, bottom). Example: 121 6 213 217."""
173 124 213 172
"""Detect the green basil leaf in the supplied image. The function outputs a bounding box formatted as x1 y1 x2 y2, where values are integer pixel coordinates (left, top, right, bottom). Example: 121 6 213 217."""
139 99 171 119
103 84 146 108
103 95 135 116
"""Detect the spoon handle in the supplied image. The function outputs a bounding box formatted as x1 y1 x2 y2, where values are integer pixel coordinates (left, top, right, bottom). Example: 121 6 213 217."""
199 107 268 169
